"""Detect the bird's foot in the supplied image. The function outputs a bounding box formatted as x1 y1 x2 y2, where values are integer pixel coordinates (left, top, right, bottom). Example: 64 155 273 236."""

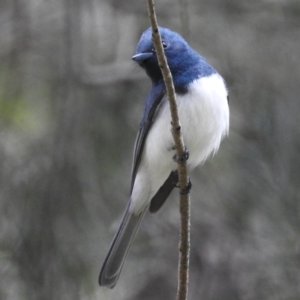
173 147 189 163
180 178 192 195
173 178 192 195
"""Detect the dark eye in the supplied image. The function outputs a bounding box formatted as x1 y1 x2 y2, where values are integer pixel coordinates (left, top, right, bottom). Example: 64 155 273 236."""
151 41 167 52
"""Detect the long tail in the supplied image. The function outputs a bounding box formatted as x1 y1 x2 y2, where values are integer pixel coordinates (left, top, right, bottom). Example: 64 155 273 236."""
99 203 147 288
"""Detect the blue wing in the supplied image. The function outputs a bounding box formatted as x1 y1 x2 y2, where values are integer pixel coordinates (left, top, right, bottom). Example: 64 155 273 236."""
130 85 165 194
130 85 178 213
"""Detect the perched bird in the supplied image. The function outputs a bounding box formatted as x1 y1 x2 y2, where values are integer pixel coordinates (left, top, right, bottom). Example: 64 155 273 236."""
99 27 229 288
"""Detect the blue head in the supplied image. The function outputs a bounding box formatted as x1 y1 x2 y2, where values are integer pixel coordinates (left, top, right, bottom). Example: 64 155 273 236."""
132 27 216 88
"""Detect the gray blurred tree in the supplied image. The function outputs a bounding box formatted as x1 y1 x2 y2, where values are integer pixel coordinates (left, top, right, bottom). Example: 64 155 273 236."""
0 0 300 299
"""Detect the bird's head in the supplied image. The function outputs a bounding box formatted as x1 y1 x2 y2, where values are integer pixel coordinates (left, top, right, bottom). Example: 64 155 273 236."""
132 27 199 86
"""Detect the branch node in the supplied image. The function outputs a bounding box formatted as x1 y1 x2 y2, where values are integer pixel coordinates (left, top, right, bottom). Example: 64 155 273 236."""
171 123 181 132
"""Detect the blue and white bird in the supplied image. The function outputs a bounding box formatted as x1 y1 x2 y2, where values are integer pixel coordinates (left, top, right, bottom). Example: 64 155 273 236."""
99 27 229 288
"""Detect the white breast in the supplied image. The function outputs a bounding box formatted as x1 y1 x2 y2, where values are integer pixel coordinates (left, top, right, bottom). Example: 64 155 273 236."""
177 73 229 168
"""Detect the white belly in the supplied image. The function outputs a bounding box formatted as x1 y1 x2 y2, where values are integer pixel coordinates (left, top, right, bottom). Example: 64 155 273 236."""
130 73 229 213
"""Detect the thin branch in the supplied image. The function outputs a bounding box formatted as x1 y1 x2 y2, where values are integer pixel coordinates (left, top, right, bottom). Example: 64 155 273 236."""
146 1 191 300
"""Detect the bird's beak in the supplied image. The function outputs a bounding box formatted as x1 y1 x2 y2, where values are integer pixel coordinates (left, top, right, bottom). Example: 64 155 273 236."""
132 52 153 63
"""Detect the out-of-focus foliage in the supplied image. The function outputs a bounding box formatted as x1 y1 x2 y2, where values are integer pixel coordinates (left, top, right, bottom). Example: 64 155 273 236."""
0 0 300 299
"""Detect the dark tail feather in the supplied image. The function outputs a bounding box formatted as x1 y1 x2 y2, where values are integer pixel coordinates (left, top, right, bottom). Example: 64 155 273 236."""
149 171 178 213
99 203 147 288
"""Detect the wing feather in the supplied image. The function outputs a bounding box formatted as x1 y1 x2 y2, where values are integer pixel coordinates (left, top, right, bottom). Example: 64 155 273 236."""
130 89 165 193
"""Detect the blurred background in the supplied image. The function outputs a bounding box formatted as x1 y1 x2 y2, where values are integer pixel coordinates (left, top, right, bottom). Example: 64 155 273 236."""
1 0 300 299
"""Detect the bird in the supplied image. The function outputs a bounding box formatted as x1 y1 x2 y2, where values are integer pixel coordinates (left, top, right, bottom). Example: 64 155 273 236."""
99 27 229 288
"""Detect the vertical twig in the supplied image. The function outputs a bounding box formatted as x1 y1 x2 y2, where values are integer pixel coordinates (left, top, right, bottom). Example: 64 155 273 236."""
146 1 190 300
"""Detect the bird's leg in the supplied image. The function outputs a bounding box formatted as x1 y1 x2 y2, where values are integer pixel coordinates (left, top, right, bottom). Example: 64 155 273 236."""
173 177 192 194
179 178 192 194
173 147 189 163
